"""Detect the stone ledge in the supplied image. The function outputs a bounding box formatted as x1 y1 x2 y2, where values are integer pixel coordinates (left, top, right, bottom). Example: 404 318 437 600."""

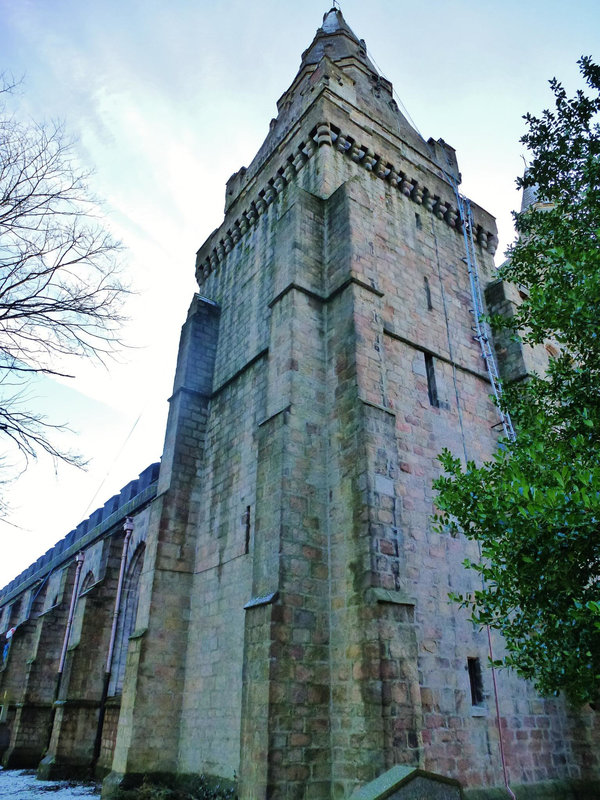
258 405 291 428
366 588 415 606
360 397 396 417
128 626 148 641
244 591 279 610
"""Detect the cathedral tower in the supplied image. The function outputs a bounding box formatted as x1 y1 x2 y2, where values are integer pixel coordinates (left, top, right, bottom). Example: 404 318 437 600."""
1 8 597 800
105 8 598 798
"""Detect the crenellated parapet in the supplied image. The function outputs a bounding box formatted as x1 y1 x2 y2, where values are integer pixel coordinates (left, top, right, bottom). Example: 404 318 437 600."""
0 462 160 775
195 120 498 288
0 463 160 611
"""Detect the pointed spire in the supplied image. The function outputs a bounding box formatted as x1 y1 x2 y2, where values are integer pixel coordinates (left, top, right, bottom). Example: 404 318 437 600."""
299 7 379 75
520 171 539 213
520 170 554 213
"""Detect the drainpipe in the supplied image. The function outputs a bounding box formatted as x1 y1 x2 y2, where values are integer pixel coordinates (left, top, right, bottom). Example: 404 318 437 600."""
92 516 133 767
46 551 85 750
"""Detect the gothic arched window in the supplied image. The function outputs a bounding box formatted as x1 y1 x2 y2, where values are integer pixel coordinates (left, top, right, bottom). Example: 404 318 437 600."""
108 543 145 696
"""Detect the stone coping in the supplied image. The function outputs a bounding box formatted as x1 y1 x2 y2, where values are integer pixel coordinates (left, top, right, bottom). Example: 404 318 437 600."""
350 765 461 799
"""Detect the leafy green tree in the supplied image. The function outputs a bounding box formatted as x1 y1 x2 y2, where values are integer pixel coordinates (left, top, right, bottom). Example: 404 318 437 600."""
434 57 600 705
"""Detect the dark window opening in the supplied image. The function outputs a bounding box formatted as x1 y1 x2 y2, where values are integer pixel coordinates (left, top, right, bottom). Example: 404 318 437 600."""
425 353 439 407
468 657 484 706
415 212 422 230
424 276 433 310
244 506 251 554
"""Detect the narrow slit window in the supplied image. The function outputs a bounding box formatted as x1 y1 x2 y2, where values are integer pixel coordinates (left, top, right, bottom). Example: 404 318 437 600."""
424 353 439 408
467 657 484 706
244 505 251 554
424 276 433 310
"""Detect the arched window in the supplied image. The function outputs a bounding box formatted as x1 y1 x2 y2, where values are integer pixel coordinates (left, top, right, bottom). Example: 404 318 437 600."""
79 571 95 595
108 544 145 696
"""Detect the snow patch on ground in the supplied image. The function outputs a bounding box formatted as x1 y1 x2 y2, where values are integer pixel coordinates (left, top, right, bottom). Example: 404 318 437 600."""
0 767 100 798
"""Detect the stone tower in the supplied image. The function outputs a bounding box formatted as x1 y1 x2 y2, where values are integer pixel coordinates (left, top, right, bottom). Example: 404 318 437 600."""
1 7 598 800
102 8 599 798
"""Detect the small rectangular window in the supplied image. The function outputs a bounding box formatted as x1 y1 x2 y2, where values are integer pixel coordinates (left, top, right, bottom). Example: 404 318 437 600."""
424 353 439 407
467 657 484 706
424 276 433 310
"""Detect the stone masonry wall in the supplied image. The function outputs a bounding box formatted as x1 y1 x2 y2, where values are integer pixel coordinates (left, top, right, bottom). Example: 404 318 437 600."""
108 296 220 783
1 562 78 768
181 124 598 797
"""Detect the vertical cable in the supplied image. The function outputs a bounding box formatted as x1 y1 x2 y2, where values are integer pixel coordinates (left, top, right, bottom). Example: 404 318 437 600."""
431 215 515 800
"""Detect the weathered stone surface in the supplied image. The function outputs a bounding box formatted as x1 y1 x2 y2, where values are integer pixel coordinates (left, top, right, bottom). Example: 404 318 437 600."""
1 8 599 800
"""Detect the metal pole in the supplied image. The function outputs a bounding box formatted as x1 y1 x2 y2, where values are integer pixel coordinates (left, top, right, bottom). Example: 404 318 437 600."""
45 551 85 751
92 516 133 767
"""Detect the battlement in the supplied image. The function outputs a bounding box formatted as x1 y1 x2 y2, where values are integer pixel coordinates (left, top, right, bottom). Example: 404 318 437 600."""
0 462 160 608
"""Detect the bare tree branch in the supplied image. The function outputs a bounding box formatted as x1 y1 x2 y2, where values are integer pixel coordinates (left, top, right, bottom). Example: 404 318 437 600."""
0 76 128 483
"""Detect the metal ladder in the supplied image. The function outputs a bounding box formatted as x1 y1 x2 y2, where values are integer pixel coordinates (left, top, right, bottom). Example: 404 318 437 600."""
450 182 516 442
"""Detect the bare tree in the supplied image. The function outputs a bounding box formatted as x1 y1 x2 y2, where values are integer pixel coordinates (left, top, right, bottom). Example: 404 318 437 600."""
0 79 127 473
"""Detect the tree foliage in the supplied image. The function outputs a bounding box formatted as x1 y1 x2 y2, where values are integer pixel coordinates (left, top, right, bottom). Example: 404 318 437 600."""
0 79 126 470
434 57 600 705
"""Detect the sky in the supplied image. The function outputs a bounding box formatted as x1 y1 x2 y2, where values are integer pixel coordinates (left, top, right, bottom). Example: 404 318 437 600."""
0 0 598 588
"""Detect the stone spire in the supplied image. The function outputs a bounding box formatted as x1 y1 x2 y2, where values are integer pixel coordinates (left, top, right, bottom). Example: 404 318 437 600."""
223 5 462 215
520 170 553 213
520 171 539 212
298 7 379 75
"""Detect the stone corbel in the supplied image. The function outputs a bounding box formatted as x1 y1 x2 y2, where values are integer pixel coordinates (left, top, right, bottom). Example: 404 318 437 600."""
349 140 365 162
263 184 276 205
375 160 390 180
246 204 257 226
387 168 399 188
292 149 305 171
336 133 350 153
411 183 424 205
314 122 333 146
363 148 377 171
423 189 435 212
282 160 296 184
444 207 458 228
486 233 498 255
400 174 414 197
255 195 267 215
302 138 316 159
433 198 446 219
